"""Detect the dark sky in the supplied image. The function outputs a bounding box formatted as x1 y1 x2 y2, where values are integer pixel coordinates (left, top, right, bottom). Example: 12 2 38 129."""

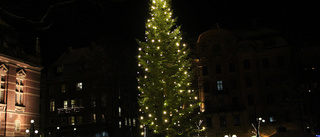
0 0 319 65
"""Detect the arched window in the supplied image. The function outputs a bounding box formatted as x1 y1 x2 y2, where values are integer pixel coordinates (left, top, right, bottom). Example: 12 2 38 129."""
14 120 21 132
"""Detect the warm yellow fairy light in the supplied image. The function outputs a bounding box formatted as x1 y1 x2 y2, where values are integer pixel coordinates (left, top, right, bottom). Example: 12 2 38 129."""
140 116 144 120
146 106 148 109
195 96 198 100
139 48 142 51
138 55 141 58
165 119 168 123
163 111 167 114
145 68 148 71
140 125 143 128
157 46 160 49
152 39 154 42
180 90 183 93
149 114 152 117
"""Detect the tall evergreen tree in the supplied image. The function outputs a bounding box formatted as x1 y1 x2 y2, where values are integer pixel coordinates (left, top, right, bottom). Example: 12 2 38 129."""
137 0 201 136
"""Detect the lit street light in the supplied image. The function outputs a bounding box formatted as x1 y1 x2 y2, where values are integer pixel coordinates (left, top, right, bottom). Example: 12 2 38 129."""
252 117 265 137
26 120 38 137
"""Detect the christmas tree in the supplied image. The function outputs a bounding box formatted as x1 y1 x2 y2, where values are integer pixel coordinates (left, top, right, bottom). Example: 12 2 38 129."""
137 0 202 136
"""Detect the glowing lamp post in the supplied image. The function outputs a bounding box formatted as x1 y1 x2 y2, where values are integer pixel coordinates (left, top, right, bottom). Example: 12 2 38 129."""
26 120 38 137
252 117 265 137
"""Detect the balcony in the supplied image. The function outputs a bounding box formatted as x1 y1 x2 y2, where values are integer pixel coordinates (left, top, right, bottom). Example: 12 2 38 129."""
57 106 84 114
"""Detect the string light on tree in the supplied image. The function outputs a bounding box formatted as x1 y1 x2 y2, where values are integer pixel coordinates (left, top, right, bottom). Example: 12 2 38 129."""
137 0 202 136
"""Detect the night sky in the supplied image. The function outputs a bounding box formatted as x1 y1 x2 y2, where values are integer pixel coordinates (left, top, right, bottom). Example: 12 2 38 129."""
0 0 319 66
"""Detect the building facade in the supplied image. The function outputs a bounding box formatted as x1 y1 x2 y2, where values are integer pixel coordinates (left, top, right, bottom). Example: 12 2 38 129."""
42 43 139 137
194 28 317 137
0 20 42 137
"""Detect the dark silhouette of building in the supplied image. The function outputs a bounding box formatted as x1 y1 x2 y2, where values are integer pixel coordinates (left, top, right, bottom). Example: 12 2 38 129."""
42 41 139 137
194 28 319 137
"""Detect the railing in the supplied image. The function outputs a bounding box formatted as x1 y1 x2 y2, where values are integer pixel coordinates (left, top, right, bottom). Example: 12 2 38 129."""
57 106 84 114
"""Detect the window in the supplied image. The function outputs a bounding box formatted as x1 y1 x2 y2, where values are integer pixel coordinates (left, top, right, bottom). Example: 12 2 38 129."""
262 58 269 68
125 117 128 126
15 78 24 106
217 80 223 91
69 116 75 125
102 114 106 122
269 116 276 123
234 115 240 126
216 64 222 74
218 98 225 109
243 59 251 69
71 100 75 108
229 63 235 72
61 84 66 93
64 100 68 109
219 116 227 127
0 75 5 103
50 101 55 112
76 82 82 91
129 118 132 126
133 118 136 126
119 107 121 117
14 120 20 132
202 66 208 76
119 121 122 128
92 113 96 123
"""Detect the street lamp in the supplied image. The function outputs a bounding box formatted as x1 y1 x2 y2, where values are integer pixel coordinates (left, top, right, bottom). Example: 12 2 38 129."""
252 117 265 137
26 120 38 137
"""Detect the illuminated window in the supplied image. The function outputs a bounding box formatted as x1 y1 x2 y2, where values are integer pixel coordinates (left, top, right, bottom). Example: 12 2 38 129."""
92 113 96 123
50 101 55 112
64 100 68 109
129 118 132 126
119 107 121 117
119 121 122 128
69 116 75 125
76 82 82 91
71 100 75 108
0 75 5 103
217 80 223 91
133 118 136 126
125 117 128 125
15 78 24 106
102 114 105 122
